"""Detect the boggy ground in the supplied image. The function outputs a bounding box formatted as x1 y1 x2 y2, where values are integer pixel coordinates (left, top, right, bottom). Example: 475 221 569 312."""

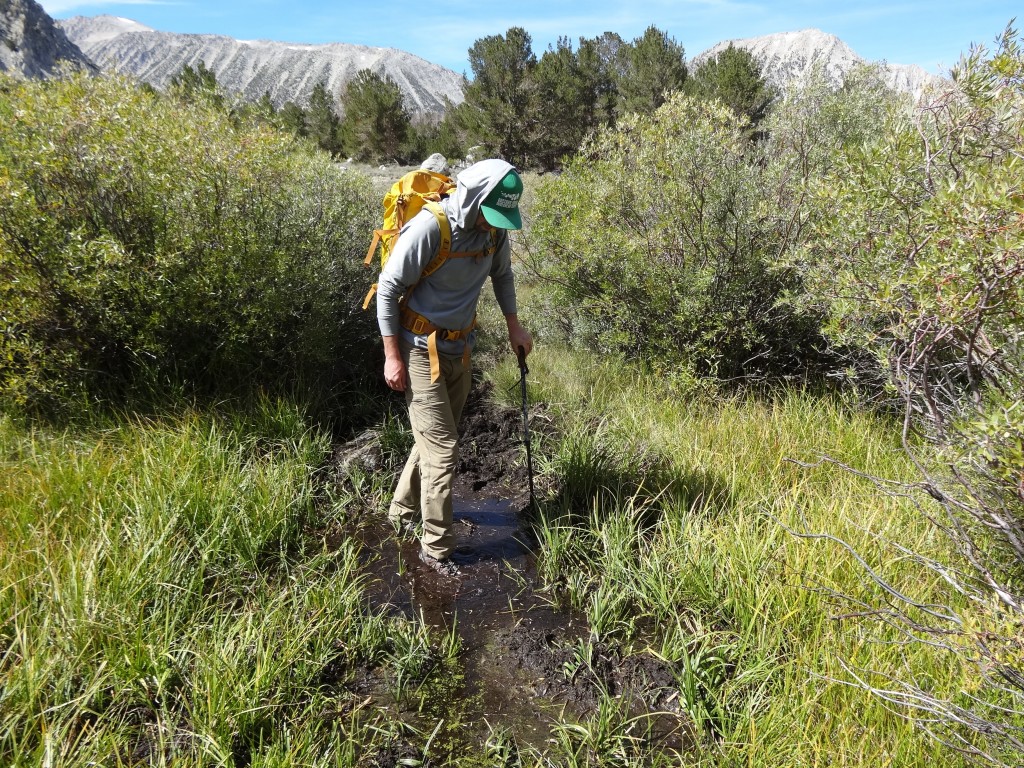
327 379 688 762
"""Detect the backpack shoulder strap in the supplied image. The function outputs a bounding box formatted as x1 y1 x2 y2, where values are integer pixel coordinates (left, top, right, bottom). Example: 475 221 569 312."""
384 201 496 315
420 201 500 273
420 201 452 278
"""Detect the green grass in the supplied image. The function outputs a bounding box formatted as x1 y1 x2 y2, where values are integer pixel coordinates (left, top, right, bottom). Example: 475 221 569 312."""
0 347 1004 766
488 346 983 766
0 399 455 767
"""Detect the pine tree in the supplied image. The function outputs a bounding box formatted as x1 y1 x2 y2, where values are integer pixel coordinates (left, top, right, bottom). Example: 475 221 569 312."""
461 27 537 165
688 44 776 127
276 102 307 137
532 37 602 170
169 60 224 109
338 69 410 163
238 91 277 125
616 26 687 117
304 82 342 156
578 32 626 128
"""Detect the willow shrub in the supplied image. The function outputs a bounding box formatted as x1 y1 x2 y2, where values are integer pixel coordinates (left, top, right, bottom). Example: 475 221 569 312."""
0 72 377 412
525 93 823 381
798 27 1024 762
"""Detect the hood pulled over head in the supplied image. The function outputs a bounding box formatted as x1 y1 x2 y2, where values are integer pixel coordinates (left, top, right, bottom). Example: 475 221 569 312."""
453 159 522 231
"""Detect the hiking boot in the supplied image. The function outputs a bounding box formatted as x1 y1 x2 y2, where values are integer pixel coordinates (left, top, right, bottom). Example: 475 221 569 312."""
419 550 461 577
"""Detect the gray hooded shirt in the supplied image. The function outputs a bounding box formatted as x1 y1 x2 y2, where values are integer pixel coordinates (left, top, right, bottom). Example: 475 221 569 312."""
376 159 519 358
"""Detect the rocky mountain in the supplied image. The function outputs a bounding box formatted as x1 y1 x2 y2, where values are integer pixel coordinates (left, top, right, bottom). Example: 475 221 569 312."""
35 13 945 118
58 15 464 117
696 28 945 100
0 0 96 77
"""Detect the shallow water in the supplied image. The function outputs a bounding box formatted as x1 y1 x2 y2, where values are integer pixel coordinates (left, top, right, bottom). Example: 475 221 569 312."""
359 491 585 748
336 384 688 757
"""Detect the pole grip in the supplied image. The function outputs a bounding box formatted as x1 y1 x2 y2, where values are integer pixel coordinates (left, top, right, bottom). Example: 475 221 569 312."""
517 345 529 375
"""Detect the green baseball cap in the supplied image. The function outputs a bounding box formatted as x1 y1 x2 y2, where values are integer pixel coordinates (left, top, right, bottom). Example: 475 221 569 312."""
480 170 523 230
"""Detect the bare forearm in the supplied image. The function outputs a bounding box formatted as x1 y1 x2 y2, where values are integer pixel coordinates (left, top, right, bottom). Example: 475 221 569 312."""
383 334 402 362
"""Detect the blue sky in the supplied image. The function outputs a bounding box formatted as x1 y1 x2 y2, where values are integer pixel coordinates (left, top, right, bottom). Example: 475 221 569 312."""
42 0 1020 77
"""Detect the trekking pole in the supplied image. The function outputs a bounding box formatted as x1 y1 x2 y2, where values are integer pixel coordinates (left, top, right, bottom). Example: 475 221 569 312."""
517 346 536 508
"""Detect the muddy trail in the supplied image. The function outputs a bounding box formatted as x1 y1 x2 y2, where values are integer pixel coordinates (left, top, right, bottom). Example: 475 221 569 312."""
328 381 688 761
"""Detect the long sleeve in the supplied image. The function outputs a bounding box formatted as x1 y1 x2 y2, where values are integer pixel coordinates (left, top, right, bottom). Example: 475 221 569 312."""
376 211 442 337
489 234 517 316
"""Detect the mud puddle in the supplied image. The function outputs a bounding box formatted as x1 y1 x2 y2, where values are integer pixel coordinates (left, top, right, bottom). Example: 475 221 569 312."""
358 491 587 750
332 381 689 757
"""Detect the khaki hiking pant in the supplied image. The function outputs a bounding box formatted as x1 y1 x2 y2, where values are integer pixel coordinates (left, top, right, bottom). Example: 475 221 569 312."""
389 340 472 560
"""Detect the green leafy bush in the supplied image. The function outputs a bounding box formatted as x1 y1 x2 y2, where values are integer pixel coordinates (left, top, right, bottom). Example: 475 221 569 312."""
804 29 1023 533
526 92 824 380
0 72 378 412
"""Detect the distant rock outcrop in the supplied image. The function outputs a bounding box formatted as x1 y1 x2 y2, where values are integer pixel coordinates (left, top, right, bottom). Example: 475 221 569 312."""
58 15 464 117
0 0 96 77
696 29 945 100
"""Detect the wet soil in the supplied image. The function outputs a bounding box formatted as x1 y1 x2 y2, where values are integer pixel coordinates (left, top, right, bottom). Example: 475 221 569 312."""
329 380 688 757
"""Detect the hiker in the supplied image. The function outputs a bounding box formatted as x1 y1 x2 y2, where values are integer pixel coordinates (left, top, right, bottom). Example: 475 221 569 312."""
376 158 532 577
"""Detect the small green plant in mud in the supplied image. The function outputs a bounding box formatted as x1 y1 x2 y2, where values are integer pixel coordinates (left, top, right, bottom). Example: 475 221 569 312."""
355 613 509 767
543 691 684 768
391 614 463 700
482 723 525 768
584 582 638 644
532 524 586 605
666 638 735 738
561 637 597 683
395 664 486 766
